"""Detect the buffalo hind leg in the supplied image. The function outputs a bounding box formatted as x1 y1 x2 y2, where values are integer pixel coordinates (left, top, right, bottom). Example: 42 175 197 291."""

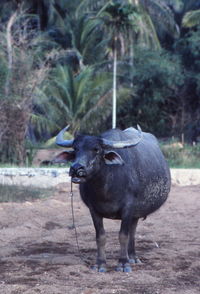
116 219 132 272
90 210 106 272
128 218 142 264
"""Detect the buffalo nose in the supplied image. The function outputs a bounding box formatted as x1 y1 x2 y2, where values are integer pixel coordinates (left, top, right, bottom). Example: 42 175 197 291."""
70 163 86 177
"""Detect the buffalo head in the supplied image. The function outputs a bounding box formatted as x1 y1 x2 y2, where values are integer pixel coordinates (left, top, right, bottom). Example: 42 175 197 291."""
54 125 142 184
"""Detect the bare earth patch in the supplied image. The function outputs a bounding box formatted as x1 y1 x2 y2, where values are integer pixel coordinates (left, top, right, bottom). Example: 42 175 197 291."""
0 184 199 294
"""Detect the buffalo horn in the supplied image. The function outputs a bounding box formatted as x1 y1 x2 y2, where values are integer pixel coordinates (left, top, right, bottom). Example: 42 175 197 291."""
55 125 74 147
102 125 142 149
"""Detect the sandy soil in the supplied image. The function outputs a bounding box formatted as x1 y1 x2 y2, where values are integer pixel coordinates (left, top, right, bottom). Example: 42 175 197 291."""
0 184 199 294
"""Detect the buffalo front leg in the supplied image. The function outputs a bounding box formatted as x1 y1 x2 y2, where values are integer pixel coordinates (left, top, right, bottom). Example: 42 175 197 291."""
116 219 132 272
90 210 106 272
128 218 141 264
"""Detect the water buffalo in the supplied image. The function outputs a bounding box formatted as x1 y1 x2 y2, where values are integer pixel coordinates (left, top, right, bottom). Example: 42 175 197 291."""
55 126 171 272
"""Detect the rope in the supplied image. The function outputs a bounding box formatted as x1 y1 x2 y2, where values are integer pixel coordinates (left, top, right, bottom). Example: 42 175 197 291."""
70 180 85 263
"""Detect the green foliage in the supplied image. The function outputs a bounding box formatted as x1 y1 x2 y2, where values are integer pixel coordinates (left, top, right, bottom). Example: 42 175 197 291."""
182 9 200 27
118 47 184 136
175 26 200 71
81 86 132 134
0 12 51 164
0 0 200 167
140 0 180 39
181 0 200 14
33 64 113 135
173 26 200 133
0 55 7 97
98 1 140 31
161 141 200 168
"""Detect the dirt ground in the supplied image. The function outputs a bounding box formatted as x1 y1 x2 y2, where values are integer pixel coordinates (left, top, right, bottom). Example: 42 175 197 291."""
0 183 199 294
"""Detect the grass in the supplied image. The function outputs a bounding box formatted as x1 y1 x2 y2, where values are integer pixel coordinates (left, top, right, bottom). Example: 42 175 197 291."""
0 184 53 203
160 142 200 168
0 164 21 168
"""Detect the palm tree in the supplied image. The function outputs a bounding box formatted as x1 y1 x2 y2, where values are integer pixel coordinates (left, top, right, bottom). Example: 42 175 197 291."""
85 1 141 128
33 64 113 135
78 0 180 128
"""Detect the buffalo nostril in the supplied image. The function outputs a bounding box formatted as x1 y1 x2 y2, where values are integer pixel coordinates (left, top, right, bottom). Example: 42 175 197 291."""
77 169 86 177
70 163 86 177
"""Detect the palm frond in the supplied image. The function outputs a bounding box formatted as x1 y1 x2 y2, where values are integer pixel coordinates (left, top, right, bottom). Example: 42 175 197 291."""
136 6 161 49
80 17 103 45
141 0 180 38
182 9 200 27
48 3 67 34
182 0 200 14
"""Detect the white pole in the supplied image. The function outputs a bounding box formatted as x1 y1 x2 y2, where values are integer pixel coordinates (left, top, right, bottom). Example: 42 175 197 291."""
112 47 117 129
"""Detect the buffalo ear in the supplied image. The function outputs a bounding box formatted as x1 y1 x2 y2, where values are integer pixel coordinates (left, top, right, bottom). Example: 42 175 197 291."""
103 150 124 165
53 151 75 163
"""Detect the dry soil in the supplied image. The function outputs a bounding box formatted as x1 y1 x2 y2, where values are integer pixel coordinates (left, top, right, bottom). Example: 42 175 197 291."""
0 184 199 294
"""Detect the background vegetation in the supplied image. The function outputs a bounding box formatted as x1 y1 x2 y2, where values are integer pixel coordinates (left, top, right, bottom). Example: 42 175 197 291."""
0 184 53 202
0 0 200 165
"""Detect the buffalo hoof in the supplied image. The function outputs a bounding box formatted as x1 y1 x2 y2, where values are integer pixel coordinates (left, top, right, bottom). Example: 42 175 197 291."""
129 257 142 264
115 262 132 273
91 264 107 273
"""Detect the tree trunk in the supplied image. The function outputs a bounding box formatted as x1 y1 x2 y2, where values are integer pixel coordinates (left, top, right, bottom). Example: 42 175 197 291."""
5 12 17 96
0 102 29 165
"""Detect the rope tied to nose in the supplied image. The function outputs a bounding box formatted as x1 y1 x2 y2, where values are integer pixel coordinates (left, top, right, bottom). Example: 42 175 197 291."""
70 179 85 263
